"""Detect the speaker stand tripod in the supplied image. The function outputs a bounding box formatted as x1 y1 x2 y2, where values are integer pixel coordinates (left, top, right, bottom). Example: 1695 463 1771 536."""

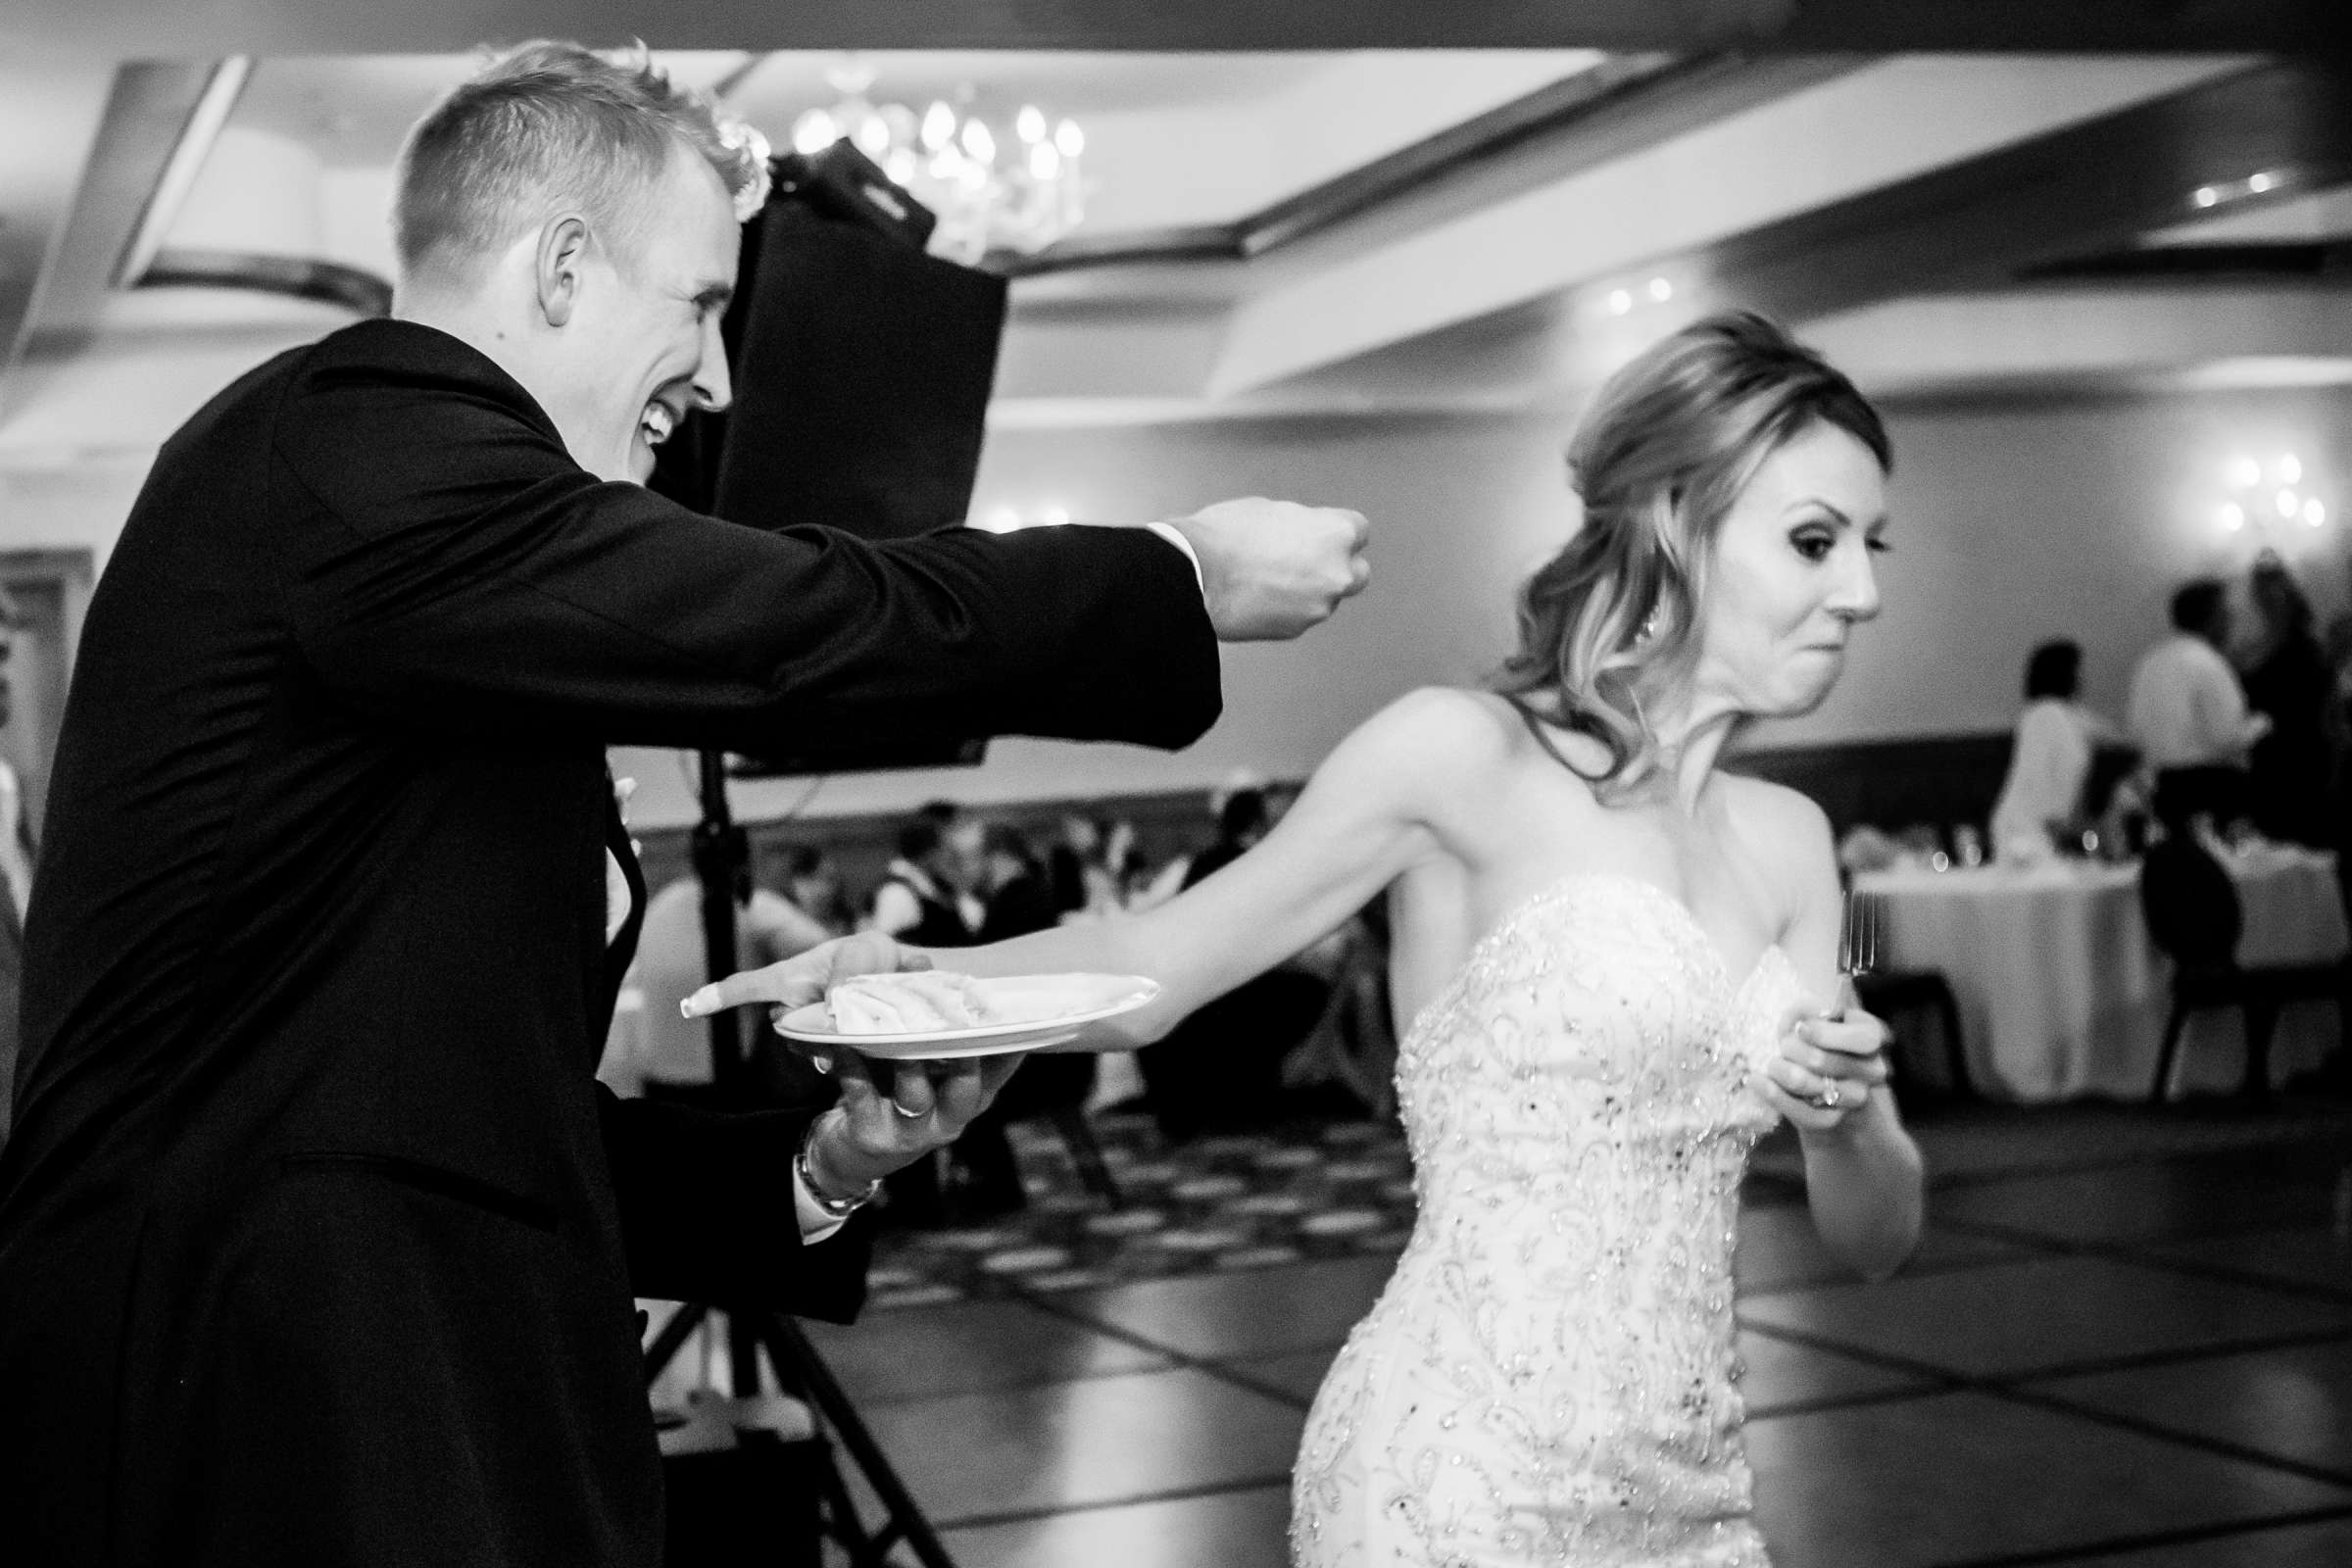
641 749 959 1568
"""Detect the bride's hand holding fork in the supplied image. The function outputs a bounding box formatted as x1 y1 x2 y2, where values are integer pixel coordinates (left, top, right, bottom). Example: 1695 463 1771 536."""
1753 995 1892 1134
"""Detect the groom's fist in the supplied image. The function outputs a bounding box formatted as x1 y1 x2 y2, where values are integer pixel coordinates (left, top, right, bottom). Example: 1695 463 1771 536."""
1168 498 1370 642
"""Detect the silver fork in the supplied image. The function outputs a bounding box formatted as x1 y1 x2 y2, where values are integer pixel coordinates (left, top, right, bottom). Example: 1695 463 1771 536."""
1814 888 1884 1109
1838 888 1881 994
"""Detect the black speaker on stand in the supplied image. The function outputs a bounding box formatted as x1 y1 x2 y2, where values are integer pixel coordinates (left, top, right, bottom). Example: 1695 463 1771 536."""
643 142 1004 1568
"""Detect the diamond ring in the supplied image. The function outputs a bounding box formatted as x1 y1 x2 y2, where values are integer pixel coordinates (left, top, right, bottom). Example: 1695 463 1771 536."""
1810 1081 1843 1111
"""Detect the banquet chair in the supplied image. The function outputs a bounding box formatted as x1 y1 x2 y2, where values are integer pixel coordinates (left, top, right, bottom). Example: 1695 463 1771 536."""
1854 969 1973 1099
2139 837 2352 1102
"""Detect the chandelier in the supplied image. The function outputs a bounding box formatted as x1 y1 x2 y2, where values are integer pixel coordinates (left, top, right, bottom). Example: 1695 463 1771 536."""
787 58 1087 266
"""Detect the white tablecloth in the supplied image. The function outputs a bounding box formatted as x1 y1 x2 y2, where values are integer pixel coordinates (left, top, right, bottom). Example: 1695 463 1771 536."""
1853 849 2348 1102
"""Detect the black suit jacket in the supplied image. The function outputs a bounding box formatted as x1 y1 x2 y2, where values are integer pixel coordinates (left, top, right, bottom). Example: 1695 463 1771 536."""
0 319 1219 1567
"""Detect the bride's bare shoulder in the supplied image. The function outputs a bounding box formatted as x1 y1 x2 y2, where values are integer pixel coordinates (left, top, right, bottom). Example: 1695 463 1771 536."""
1718 771 1839 905
1357 687 1522 767
1719 772 1834 845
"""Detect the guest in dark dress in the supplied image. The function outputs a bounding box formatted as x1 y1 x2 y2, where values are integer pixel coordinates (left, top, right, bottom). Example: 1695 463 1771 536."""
1139 787 1331 1140
2239 555 2333 846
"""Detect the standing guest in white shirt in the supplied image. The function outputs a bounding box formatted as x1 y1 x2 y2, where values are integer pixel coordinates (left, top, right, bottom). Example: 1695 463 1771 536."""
868 809 980 947
2126 578 2271 830
1990 639 2119 858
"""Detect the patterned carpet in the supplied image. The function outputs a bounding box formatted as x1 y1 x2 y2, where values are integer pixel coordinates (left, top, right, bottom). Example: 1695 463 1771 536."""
861 1093 2352 1311
864 1112 1417 1309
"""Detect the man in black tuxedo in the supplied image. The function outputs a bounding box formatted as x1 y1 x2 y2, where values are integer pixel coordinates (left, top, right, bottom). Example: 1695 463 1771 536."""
0 42 1367 1568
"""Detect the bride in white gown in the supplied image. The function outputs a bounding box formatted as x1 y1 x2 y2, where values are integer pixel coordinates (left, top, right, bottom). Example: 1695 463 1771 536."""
693 311 1925 1566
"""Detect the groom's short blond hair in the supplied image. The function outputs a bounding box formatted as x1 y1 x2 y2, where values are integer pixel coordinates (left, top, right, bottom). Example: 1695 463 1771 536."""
394 41 759 284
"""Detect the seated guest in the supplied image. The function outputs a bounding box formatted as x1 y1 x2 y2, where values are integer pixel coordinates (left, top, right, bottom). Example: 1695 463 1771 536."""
2239 554 2333 846
1988 639 2120 858
2127 577 2269 832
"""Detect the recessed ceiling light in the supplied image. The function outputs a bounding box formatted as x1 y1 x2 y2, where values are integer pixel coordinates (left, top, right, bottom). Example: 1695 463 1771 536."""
2278 488 2301 517
1606 289 1633 316
2248 172 2277 193
2306 499 2328 528
2193 186 2220 208
1647 278 1673 303
2219 502 2245 532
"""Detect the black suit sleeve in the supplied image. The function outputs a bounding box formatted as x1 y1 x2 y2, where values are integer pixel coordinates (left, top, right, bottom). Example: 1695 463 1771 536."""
270 346 1220 754
595 1085 872 1318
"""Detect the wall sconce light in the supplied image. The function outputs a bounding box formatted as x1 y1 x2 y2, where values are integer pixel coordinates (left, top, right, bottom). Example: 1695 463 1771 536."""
2217 451 2329 538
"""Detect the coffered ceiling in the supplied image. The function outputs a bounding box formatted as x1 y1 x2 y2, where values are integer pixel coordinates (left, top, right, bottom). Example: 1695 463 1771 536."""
2 1 2349 466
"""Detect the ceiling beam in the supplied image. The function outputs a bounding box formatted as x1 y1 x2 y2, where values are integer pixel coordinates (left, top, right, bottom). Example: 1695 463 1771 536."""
1709 61 2352 324
1 61 237 424
1808 283 2352 398
1204 55 2249 399
3 0 2346 59
0 54 117 417
13 63 234 374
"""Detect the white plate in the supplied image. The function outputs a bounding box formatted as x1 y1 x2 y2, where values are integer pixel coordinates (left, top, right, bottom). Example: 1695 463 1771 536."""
774 973 1160 1060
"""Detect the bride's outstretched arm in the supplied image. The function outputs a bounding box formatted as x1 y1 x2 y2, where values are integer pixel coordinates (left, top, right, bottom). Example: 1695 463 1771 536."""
936 698 1467 1047
691 689 1468 1050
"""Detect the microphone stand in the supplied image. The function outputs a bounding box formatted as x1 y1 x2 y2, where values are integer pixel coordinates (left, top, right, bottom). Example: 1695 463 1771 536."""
644 747 959 1568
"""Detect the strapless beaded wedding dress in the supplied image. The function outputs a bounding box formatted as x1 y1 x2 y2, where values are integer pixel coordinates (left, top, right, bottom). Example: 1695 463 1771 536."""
1292 873 1807 1567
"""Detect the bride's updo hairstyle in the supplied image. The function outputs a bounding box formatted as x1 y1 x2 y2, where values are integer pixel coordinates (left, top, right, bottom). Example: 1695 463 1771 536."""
1494 310 1887 797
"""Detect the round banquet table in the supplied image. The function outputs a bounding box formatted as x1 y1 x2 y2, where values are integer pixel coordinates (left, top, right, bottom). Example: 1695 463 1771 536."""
1851 847 2348 1102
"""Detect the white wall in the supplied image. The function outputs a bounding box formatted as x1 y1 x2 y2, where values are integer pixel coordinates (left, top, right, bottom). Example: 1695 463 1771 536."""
4 375 2344 834
632 384 2352 829
0 458 152 578
1840 386 2349 737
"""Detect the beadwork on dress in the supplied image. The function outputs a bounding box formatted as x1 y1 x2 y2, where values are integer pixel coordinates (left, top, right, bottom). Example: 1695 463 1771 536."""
1292 872 1805 1567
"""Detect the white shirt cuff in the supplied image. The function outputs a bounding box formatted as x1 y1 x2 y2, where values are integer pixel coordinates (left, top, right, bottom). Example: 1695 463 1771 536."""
1144 520 1205 594
792 1162 849 1244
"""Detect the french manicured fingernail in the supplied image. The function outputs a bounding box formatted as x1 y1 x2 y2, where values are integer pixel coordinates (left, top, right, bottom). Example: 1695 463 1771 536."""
892 1101 925 1119
681 987 716 1017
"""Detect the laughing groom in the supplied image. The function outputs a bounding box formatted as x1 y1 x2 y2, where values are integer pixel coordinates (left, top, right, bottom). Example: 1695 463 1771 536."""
0 40 1368 1568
